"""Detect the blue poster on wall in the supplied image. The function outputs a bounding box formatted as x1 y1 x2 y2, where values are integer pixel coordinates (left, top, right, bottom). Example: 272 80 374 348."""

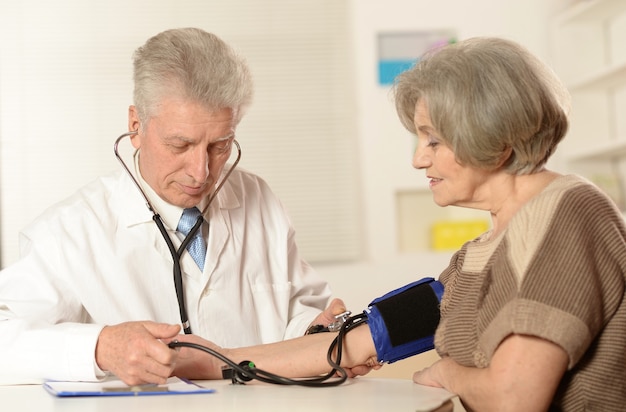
378 31 456 86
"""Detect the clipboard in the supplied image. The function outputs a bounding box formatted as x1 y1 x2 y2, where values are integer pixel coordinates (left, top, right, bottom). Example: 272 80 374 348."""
44 376 215 397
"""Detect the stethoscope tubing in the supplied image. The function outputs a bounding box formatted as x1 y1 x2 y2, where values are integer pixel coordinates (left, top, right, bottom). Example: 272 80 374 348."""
114 131 242 334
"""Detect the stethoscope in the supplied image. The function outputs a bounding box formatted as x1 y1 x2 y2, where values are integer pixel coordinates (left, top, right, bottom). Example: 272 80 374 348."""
113 130 242 334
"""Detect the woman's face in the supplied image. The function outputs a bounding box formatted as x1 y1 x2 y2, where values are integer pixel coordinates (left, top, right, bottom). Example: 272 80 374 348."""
412 100 492 209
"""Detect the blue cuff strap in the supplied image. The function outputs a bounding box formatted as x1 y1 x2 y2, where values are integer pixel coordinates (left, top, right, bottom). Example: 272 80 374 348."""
365 277 443 364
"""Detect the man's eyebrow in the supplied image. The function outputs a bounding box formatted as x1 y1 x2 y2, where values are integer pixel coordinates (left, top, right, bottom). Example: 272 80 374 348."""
163 133 234 143
213 133 235 142
163 134 192 143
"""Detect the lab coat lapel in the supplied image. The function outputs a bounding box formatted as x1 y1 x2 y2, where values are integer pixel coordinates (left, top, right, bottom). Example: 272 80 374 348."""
114 171 175 267
116 170 154 228
205 209 227 279
204 179 240 279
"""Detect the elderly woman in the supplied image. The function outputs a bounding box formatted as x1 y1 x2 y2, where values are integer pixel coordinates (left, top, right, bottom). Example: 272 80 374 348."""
174 37 626 412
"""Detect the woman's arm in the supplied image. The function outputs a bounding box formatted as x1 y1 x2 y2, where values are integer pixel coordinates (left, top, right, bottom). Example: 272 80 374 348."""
172 323 379 380
413 334 568 412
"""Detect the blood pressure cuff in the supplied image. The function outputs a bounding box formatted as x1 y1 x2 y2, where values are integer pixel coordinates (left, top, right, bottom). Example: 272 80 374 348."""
364 277 444 364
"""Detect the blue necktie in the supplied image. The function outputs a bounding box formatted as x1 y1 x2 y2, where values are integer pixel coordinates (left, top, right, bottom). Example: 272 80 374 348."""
177 207 207 270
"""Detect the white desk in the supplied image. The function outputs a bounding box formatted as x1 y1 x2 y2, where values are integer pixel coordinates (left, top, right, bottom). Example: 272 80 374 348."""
2 378 456 412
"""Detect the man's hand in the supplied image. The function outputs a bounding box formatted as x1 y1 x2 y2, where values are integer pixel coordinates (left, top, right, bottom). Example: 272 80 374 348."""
95 321 181 385
308 298 348 330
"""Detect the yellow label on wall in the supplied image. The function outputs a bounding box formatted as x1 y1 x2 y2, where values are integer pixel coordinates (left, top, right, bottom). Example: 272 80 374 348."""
431 220 490 250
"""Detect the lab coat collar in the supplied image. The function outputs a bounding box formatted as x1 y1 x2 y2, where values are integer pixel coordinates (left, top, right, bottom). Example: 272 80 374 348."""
113 160 242 227
114 159 242 279
115 170 155 228
128 151 240 226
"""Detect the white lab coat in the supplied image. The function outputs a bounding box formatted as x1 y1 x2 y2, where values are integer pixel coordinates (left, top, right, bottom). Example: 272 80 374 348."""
0 168 331 384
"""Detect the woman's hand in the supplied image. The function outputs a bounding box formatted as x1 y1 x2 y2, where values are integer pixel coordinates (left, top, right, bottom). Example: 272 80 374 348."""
412 357 450 388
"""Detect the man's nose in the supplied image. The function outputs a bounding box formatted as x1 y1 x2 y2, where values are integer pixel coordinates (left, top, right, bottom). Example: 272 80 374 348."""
187 147 210 182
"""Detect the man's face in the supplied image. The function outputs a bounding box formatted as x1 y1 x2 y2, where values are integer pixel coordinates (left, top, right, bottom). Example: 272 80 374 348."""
128 97 237 208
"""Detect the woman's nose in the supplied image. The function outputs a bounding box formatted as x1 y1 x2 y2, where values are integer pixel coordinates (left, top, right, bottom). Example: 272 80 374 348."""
412 146 430 169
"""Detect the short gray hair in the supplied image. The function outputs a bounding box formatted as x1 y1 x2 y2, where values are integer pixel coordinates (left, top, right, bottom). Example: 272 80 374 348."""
133 27 254 126
394 37 570 174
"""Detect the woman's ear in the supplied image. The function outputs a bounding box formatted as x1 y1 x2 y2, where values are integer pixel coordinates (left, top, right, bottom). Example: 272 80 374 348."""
496 146 514 169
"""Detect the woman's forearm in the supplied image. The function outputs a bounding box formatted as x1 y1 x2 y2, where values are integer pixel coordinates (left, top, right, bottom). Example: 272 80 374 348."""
173 323 378 380
413 335 568 412
226 323 377 378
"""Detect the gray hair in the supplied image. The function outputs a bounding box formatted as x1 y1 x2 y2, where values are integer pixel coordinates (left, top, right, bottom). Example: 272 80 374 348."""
133 28 254 126
394 37 570 174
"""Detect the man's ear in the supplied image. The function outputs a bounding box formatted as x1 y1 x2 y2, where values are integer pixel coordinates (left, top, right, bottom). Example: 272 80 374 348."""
128 105 141 149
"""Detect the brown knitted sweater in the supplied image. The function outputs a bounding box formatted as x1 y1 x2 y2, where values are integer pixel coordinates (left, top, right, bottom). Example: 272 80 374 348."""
435 175 626 411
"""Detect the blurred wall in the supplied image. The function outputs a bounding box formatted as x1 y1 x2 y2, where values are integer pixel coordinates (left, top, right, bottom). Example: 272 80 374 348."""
0 0 575 311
